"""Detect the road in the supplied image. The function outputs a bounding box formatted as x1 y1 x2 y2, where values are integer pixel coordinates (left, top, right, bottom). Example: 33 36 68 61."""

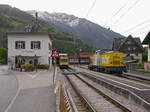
0 66 56 112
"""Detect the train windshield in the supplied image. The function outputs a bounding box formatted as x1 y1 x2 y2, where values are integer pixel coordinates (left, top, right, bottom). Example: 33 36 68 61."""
60 59 68 62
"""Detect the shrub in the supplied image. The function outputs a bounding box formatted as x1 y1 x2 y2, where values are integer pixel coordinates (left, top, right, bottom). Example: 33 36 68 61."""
0 48 7 64
135 69 150 74
23 63 30 69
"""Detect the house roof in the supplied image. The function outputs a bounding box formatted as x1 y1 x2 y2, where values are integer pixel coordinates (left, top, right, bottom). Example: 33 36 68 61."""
112 37 125 51
112 35 143 52
142 31 150 44
7 20 53 40
7 31 53 40
133 38 143 48
7 31 49 35
7 12 53 40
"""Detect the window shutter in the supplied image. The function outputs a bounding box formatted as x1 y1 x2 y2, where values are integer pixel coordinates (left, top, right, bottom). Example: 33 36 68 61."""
23 41 25 49
39 41 41 49
31 41 33 49
15 41 18 49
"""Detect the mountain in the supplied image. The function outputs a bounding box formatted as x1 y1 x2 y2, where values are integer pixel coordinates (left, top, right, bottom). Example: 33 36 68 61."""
0 4 94 55
27 11 124 48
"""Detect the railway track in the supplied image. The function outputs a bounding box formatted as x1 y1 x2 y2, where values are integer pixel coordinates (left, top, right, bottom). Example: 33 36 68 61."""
122 73 150 84
62 69 131 112
61 69 95 112
66 75 96 112
80 66 150 85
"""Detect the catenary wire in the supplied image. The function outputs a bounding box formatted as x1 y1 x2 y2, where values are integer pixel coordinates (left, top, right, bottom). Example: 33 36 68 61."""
122 18 150 34
109 0 141 29
104 0 130 27
85 0 96 18
132 30 149 36
130 24 150 35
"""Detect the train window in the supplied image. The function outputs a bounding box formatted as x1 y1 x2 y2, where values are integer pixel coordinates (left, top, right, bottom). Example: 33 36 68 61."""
60 59 68 62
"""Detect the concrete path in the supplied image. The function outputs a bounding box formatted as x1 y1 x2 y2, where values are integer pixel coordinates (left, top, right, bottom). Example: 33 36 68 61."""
0 66 56 112
0 66 18 112
7 87 55 112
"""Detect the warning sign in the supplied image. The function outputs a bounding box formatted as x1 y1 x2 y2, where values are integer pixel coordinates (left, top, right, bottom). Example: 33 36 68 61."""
51 49 60 58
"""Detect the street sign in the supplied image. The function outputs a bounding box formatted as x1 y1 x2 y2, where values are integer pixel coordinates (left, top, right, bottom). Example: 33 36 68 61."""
51 49 60 58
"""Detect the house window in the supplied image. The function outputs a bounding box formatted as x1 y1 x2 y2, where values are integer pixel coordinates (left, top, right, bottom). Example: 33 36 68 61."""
15 41 25 49
135 53 138 56
127 41 131 44
31 41 41 49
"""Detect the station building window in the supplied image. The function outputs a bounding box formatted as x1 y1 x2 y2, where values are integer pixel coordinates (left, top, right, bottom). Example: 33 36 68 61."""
15 41 25 49
31 41 41 49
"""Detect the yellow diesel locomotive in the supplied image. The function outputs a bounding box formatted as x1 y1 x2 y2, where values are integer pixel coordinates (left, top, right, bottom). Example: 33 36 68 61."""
88 50 126 73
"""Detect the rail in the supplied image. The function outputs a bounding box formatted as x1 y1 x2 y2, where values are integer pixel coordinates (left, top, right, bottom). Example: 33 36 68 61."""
74 74 131 112
65 75 97 112
123 72 150 84
79 71 150 111
64 68 132 112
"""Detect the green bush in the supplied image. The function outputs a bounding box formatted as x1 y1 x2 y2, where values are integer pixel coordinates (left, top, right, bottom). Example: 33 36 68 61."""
23 63 30 69
135 69 150 74
0 48 7 64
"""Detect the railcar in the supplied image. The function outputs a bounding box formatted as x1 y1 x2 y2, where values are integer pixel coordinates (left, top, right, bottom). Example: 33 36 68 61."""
59 54 69 69
88 50 126 73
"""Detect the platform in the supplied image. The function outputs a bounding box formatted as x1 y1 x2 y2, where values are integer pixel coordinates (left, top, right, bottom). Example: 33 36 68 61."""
0 66 56 112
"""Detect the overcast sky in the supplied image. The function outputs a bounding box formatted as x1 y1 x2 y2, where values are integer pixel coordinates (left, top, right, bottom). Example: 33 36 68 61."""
0 0 150 41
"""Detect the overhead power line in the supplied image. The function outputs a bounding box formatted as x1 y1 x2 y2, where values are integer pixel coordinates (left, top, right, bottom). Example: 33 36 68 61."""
104 0 130 27
110 0 141 29
122 18 150 34
130 24 150 34
132 30 149 36
85 0 96 18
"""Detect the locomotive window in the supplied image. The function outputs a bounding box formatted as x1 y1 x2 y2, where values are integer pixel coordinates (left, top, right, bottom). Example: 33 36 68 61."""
113 56 120 59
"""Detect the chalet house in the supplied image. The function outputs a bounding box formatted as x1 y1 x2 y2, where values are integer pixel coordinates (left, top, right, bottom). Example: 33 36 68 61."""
7 16 52 69
112 35 143 63
142 31 150 70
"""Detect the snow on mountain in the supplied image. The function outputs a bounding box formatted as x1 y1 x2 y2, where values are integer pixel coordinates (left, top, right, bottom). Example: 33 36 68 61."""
27 10 79 27
27 10 123 48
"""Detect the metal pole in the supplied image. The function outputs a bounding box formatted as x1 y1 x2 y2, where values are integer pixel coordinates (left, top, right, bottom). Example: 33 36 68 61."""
53 57 56 85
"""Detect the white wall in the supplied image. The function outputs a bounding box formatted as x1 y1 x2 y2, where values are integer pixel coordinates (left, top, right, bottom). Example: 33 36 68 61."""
8 34 52 65
130 53 142 63
94 51 100 66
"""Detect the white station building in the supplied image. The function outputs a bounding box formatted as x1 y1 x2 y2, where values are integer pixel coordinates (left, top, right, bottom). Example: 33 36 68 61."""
7 16 52 69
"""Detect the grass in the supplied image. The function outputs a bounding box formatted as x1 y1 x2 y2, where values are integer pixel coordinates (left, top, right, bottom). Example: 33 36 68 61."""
135 69 150 74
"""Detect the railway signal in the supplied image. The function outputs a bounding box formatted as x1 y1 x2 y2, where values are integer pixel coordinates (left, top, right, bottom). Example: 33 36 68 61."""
51 49 60 58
